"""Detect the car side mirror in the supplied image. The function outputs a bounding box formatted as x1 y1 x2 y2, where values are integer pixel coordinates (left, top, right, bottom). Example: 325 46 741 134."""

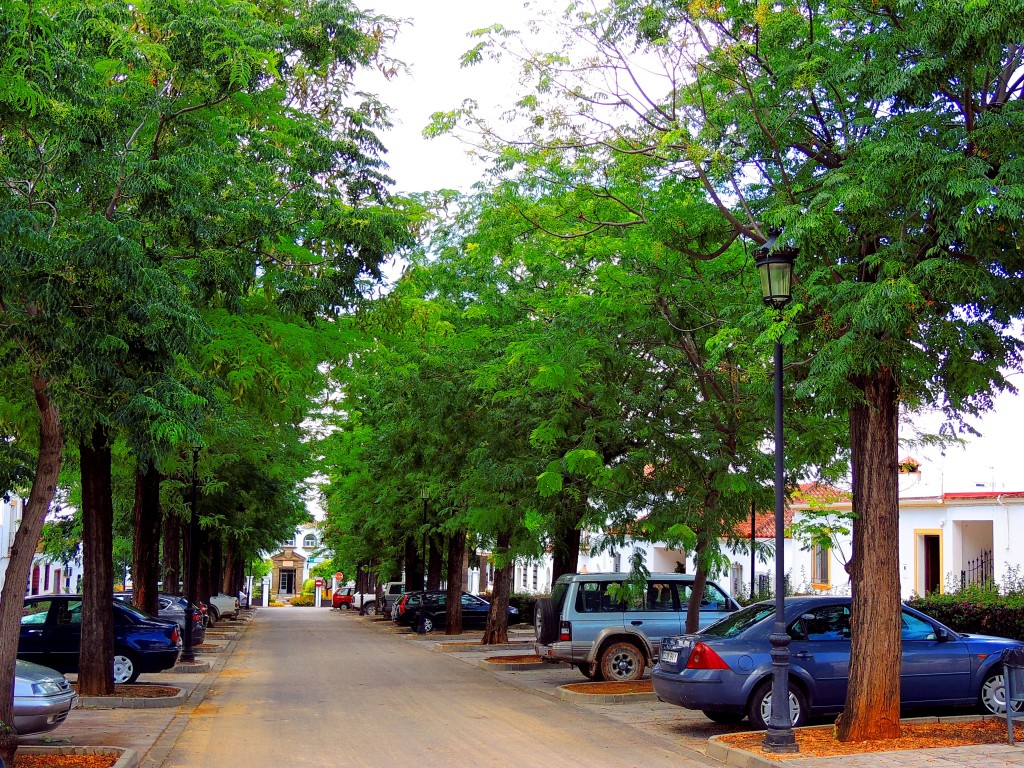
935 627 949 641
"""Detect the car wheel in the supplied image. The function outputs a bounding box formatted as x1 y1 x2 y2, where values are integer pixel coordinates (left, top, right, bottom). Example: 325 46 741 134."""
363 601 377 616
422 615 434 633
702 710 745 724
978 668 1023 714
748 679 807 731
208 607 219 626
113 653 140 684
599 641 646 682
534 597 557 644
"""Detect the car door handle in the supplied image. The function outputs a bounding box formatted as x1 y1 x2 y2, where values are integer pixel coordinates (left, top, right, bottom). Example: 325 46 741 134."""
24 629 44 636
631 620 643 626
792 651 813 660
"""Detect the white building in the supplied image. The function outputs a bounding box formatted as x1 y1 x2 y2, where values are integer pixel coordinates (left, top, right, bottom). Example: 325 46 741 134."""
1 493 84 597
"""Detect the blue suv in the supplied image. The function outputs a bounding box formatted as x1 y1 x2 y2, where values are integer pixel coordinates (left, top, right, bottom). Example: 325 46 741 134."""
534 572 739 682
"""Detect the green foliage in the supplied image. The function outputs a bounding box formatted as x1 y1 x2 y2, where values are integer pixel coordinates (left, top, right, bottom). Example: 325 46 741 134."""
289 594 316 607
508 591 543 624
909 589 1024 643
301 578 316 595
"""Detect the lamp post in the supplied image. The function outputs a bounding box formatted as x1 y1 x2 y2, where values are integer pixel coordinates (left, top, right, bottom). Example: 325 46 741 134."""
755 233 798 753
181 447 200 664
416 487 430 634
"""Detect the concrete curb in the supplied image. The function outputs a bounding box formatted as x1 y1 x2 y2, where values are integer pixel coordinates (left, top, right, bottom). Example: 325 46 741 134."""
432 641 531 653
706 714 1001 766
556 684 659 705
194 643 225 654
18 746 137 768
171 660 211 673
77 688 187 709
477 658 546 671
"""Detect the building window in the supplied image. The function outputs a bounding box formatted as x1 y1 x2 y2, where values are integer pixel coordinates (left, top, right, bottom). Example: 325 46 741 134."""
532 564 538 590
522 568 528 590
612 552 621 572
303 533 317 548
812 542 830 587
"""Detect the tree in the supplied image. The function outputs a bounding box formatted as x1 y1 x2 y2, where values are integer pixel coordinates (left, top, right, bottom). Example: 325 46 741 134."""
438 0 1024 740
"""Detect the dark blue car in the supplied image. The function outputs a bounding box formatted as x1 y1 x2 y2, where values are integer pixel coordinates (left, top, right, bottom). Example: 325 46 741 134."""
652 596 1024 728
19 595 182 684
392 590 518 633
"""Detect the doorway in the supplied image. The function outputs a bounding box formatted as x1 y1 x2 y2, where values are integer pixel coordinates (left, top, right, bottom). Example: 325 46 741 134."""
915 530 942 596
279 569 296 596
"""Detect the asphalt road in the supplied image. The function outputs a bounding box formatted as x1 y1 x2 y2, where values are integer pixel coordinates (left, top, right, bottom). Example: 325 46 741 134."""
156 608 718 768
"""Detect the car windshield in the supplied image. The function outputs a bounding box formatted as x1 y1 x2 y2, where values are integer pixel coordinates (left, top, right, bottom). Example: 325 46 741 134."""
699 602 775 638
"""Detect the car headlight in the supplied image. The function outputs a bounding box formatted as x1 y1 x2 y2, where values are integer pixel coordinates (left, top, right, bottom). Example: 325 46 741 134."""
31 681 64 696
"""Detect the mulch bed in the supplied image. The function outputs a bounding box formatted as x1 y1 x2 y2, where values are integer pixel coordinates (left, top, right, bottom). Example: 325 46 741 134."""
15 757 116 768
483 654 542 664
71 683 180 698
562 680 653 695
718 718 1011 759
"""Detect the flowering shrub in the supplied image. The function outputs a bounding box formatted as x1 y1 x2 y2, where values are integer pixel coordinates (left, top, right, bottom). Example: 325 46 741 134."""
289 594 316 607
908 584 1024 641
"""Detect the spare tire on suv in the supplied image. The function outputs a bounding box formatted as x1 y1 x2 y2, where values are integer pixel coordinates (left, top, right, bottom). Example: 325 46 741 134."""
534 597 558 644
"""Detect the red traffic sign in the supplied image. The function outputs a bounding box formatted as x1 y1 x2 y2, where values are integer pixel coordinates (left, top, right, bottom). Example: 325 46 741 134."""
335 572 343 581
314 578 324 587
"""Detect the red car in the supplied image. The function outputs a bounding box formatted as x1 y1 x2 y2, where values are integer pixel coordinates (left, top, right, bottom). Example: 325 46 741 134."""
332 587 355 610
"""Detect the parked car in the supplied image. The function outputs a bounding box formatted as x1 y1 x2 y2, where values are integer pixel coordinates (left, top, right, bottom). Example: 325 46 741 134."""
355 582 406 615
534 572 740 682
20 595 182 684
13 659 77 735
651 596 1024 728
203 593 240 624
392 590 518 633
332 587 355 610
113 592 205 645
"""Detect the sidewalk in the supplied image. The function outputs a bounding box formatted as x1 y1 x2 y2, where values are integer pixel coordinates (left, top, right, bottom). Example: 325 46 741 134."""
19 608 256 768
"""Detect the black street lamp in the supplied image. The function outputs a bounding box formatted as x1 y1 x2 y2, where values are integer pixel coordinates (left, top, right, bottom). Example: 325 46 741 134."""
755 233 798 753
416 487 430 634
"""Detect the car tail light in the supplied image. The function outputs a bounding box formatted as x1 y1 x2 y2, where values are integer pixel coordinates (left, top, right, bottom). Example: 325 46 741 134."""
200 604 208 613
685 642 729 670
559 620 572 642
171 626 181 644
193 610 202 624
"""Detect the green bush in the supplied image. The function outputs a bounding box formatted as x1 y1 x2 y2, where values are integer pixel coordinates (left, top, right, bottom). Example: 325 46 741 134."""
509 592 544 624
908 584 1024 641
290 594 316 606
301 578 315 595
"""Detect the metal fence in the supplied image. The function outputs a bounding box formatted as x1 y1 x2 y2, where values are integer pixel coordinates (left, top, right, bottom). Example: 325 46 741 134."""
961 549 994 590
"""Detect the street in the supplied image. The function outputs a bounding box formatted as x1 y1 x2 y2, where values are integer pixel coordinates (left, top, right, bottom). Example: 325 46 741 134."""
156 608 717 768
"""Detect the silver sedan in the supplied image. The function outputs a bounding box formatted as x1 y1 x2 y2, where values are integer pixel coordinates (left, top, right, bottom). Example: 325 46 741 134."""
14 659 77 735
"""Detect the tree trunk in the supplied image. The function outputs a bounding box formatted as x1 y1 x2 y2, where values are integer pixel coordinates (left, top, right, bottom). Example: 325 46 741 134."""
79 424 116 696
445 532 467 635
684 559 710 634
0 378 63 766
405 536 422 593
161 507 181 595
550 502 584 582
482 531 513 645
835 367 902 741
132 462 162 617
427 534 443 590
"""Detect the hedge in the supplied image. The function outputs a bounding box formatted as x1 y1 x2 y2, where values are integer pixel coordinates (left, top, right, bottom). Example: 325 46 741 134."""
289 594 316 607
907 591 1024 642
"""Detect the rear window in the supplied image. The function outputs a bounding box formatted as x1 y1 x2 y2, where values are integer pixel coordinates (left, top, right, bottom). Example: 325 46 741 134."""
700 602 774 638
551 580 569 614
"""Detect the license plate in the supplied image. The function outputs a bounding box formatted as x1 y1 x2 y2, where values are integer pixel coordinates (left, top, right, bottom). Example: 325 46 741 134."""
660 650 678 664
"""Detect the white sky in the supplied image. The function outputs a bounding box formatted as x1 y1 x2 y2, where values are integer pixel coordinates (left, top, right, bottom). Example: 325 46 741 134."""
363 0 541 194
360 0 1024 497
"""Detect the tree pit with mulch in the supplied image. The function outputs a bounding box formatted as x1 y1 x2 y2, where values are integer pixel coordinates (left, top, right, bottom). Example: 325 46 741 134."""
483 654 542 664
561 680 653 695
717 718 1011 759
14 756 116 768
71 683 181 698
